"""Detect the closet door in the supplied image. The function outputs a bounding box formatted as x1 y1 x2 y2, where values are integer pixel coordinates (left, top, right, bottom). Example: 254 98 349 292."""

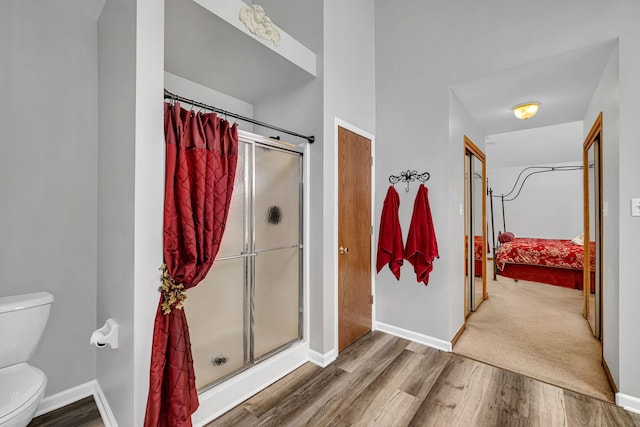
463 136 486 316
252 144 302 360
584 113 603 340
464 152 472 316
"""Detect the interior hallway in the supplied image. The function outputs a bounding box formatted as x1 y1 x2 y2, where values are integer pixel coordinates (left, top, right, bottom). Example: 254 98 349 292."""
454 270 613 402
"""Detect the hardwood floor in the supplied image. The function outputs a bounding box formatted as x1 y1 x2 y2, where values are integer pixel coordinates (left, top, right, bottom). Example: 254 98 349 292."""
27 332 640 426
28 396 104 427
209 332 640 427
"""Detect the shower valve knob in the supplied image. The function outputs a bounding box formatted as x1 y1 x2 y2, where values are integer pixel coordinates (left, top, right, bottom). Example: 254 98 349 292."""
339 246 349 255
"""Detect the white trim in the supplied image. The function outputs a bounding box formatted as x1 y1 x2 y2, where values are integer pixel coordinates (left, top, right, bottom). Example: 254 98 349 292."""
374 321 453 352
303 139 311 357
192 342 309 426
334 119 375 142
332 121 339 360
333 118 376 354
617 392 640 415
34 380 118 427
93 380 118 427
370 131 377 327
35 380 95 417
308 348 338 368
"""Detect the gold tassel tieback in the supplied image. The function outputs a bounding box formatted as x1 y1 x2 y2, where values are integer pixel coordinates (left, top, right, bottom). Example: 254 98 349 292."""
159 263 187 315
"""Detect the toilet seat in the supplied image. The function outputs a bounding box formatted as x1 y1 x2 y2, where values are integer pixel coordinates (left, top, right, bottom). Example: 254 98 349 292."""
0 363 47 425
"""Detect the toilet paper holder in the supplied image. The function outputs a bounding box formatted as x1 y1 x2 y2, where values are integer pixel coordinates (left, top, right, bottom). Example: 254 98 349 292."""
90 318 119 349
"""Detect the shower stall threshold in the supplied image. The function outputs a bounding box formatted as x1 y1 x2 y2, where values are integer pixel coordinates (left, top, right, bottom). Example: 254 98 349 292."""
192 340 310 426
197 337 303 394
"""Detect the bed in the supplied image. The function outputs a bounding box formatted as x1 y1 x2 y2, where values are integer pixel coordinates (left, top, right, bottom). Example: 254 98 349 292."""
466 235 488 277
495 237 595 292
488 165 597 292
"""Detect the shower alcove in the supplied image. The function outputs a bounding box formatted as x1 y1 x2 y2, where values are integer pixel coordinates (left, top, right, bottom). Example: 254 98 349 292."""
164 0 317 422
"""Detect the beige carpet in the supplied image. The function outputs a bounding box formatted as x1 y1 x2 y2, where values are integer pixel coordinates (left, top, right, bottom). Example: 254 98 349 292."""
454 273 614 402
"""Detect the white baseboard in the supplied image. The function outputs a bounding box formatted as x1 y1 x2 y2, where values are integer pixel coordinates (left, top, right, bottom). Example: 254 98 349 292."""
93 380 118 427
308 348 337 368
34 380 117 427
192 342 310 426
374 321 452 352
617 392 640 415
36 380 95 416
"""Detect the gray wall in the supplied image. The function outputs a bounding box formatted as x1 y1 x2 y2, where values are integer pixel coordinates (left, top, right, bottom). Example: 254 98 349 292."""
616 22 640 398
584 45 621 387
252 0 325 352
254 79 324 351
375 0 640 398
97 0 164 423
446 92 484 339
97 0 136 423
131 1 165 424
6 1 639 419
488 163 584 240
322 0 376 354
375 0 453 340
0 1 98 396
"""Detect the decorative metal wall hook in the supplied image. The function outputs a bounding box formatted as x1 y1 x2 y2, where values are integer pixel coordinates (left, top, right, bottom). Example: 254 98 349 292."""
389 170 430 192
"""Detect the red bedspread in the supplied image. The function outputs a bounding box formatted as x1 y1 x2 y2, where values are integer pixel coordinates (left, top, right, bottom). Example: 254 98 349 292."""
496 238 595 272
474 236 487 261
465 235 488 261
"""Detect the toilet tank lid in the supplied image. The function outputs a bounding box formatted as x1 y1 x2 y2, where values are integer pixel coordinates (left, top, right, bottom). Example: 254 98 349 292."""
0 292 53 314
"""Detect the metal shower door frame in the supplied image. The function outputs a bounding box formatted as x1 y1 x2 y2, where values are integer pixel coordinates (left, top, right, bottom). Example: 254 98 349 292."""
200 134 304 391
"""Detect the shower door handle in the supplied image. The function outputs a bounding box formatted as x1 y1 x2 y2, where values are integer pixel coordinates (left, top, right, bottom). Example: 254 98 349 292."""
339 246 349 255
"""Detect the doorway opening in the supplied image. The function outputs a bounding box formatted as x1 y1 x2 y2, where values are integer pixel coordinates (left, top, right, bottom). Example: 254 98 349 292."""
451 40 618 402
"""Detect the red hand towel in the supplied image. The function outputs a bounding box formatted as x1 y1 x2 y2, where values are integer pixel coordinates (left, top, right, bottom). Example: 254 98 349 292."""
376 186 404 279
405 184 439 285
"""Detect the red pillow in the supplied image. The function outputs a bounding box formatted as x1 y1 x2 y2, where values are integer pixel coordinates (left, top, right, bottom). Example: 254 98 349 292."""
498 231 515 243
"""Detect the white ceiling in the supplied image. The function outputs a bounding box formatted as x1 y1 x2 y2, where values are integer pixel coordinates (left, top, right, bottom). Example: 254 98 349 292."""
452 39 617 136
165 0 315 104
66 1 617 157
486 121 584 169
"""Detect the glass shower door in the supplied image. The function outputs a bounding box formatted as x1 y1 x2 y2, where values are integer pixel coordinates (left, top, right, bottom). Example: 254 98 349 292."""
252 144 302 360
185 142 247 389
183 137 303 390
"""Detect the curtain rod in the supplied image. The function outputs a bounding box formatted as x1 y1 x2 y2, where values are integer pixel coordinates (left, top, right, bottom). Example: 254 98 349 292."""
164 89 315 144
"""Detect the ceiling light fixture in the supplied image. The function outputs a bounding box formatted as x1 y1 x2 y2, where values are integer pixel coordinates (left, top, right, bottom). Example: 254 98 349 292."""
513 102 540 120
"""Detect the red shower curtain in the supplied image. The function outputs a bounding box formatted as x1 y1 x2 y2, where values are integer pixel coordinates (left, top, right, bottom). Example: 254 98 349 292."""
144 102 238 427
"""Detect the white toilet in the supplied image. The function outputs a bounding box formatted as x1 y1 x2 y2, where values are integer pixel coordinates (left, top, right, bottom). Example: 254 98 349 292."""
0 292 53 427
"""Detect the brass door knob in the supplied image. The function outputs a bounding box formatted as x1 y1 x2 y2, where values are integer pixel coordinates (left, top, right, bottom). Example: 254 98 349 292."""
339 246 349 255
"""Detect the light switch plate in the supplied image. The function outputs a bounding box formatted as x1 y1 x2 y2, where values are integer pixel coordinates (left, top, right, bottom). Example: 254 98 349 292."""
631 198 640 217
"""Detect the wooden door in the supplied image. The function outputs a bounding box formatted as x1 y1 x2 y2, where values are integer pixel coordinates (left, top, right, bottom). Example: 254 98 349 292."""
338 126 372 352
